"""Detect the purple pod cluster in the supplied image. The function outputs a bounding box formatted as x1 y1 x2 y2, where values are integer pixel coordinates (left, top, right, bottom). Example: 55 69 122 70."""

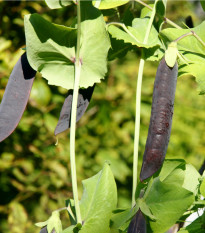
0 53 94 142
140 57 178 181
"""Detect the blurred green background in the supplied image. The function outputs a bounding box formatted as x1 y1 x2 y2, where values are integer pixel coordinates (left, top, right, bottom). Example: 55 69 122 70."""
0 1 205 232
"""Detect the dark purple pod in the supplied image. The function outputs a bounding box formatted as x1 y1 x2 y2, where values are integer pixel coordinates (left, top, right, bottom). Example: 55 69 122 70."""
0 53 36 142
55 85 95 135
140 57 178 182
128 210 147 233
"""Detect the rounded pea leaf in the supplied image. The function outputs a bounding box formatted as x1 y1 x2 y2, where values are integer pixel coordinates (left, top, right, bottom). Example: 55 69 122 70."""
24 2 110 90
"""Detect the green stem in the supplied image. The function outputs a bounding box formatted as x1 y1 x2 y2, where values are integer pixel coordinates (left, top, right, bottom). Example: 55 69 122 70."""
174 30 205 47
69 0 82 224
132 1 156 207
134 0 181 29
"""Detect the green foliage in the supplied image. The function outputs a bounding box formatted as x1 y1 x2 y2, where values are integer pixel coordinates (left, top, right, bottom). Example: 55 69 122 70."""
160 21 205 93
178 212 205 233
0 1 205 233
108 18 161 48
25 2 110 90
79 163 117 233
36 211 63 233
111 159 202 233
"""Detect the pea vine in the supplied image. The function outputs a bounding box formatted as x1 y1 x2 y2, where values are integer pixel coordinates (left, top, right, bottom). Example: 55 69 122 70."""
0 1 205 233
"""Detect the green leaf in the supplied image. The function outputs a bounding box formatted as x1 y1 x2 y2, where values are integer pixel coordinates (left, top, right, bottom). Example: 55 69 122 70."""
178 63 205 95
200 1 205 12
111 205 139 231
143 161 195 233
144 46 164 62
79 1 110 88
200 177 205 197
93 0 129 9
183 164 200 195
25 2 110 90
35 220 48 228
108 17 161 48
138 199 156 220
79 163 117 233
178 212 205 233
24 13 76 89
36 211 62 233
45 0 71 9
165 42 178 67
160 21 205 93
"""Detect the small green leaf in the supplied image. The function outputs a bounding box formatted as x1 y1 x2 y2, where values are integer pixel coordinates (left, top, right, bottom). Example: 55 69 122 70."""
93 0 129 9
165 42 178 67
45 0 71 9
36 211 62 233
108 17 161 48
200 177 205 197
47 211 62 233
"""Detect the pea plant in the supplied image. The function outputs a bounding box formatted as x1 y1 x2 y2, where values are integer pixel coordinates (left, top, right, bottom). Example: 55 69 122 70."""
0 0 205 233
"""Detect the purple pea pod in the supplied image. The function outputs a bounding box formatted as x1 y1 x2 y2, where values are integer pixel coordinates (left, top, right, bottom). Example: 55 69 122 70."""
140 57 178 181
55 85 95 135
128 209 147 233
0 53 36 142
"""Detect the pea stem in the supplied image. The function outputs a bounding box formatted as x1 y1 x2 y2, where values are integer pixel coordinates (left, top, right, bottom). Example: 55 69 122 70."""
132 0 156 207
69 0 82 224
134 0 181 29
174 31 205 47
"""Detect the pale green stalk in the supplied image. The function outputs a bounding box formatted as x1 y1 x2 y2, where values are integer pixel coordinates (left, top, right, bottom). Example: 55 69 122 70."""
69 0 82 223
132 2 157 207
134 0 181 29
